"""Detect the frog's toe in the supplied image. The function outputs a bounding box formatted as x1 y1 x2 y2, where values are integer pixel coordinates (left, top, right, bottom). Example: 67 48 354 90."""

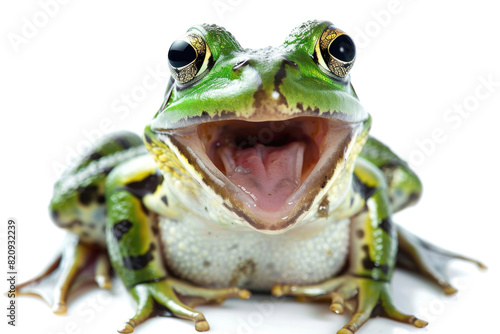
397 226 486 295
16 236 107 313
125 280 210 332
118 284 154 333
168 277 251 307
124 279 250 332
273 276 427 333
152 280 211 331
336 279 427 334
377 292 428 328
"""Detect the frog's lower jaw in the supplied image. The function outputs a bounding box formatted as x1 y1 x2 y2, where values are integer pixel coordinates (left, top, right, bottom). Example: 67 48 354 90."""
154 117 363 232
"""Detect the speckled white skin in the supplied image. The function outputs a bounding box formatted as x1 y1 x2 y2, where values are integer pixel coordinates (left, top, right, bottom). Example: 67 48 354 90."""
159 214 350 291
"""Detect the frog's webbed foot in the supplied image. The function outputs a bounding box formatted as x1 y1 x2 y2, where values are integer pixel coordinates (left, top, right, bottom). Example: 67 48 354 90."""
397 226 487 295
16 236 111 314
272 275 427 334
119 279 251 333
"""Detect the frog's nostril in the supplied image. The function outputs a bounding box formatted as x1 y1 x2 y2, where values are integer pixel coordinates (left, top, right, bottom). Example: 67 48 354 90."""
233 59 251 71
282 58 298 69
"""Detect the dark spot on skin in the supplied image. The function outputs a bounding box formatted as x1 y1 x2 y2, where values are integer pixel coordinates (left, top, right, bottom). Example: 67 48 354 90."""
89 152 102 161
78 185 99 206
350 196 355 207
144 134 153 145
378 218 392 235
296 102 304 111
229 244 238 250
97 195 106 204
51 210 59 222
201 111 209 117
229 259 257 286
272 60 292 107
82 231 90 238
361 245 389 275
252 84 266 109
320 175 328 188
124 173 164 198
273 59 297 107
266 263 274 269
140 202 150 215
113 220 133 241
353 174 378 200
356 229 365 239
115 137 132 149
408 192 421 204
370 300 385 317
151 224 159 236
204 207 208 212
160 195 168 206
203 260 211 267
88 223 96 230
122 243 156 270
101 167 114 175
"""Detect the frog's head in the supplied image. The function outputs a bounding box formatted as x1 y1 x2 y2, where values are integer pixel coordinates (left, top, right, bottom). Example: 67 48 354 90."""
147 20 371 233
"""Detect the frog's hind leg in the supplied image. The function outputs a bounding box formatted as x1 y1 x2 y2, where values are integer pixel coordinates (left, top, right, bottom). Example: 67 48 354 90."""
396 226 486 295
16 131 147 312
16 236 111 313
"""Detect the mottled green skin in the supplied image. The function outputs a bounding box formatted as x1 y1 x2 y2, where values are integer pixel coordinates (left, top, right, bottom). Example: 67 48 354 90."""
46 20 438 333
50 131 145 246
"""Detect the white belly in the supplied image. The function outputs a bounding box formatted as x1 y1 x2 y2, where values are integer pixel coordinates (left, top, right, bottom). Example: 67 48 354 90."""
159 215 350 291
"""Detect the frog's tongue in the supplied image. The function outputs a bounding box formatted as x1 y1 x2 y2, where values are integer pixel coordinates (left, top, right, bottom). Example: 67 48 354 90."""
218 142 306 212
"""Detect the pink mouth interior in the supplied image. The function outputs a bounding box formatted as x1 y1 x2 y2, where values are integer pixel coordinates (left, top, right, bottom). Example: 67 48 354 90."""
199 118 328 212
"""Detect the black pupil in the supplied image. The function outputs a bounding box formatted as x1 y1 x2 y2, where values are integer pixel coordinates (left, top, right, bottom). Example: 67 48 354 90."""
168 40 197 68
329 35 355 62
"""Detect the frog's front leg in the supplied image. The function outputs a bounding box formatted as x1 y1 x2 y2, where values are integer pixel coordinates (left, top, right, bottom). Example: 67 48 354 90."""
105 157 250 333
273 160 427 334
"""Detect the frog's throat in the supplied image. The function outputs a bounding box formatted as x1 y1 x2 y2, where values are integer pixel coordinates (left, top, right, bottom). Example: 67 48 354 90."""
148 116 367 232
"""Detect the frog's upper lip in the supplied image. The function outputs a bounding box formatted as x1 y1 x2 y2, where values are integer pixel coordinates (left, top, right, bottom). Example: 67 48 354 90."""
154 115 362 232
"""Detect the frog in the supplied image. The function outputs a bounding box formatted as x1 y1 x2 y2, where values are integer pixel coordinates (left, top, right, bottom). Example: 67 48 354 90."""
17 20 486 334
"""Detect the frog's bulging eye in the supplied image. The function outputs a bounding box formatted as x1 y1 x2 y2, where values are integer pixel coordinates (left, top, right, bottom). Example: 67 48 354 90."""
167 32 212 84
315 25 356 78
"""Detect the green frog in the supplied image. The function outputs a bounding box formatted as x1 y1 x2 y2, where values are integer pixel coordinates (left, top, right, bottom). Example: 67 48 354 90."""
18 20 485 334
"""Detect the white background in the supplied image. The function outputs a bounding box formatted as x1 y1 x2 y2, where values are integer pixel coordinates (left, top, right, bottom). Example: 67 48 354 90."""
1 0 499 333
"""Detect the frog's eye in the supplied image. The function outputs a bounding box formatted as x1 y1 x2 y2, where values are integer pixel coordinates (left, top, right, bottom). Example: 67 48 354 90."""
167 32 212 84
314 25 356 79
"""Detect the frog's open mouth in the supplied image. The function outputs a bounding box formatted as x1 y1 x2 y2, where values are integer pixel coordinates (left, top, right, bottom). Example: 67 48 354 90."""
199 118 328 212
155 116 361 231
198 117 358 221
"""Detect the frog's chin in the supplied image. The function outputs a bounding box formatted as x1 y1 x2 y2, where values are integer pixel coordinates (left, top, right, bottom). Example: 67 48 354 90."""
155 116 362 232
